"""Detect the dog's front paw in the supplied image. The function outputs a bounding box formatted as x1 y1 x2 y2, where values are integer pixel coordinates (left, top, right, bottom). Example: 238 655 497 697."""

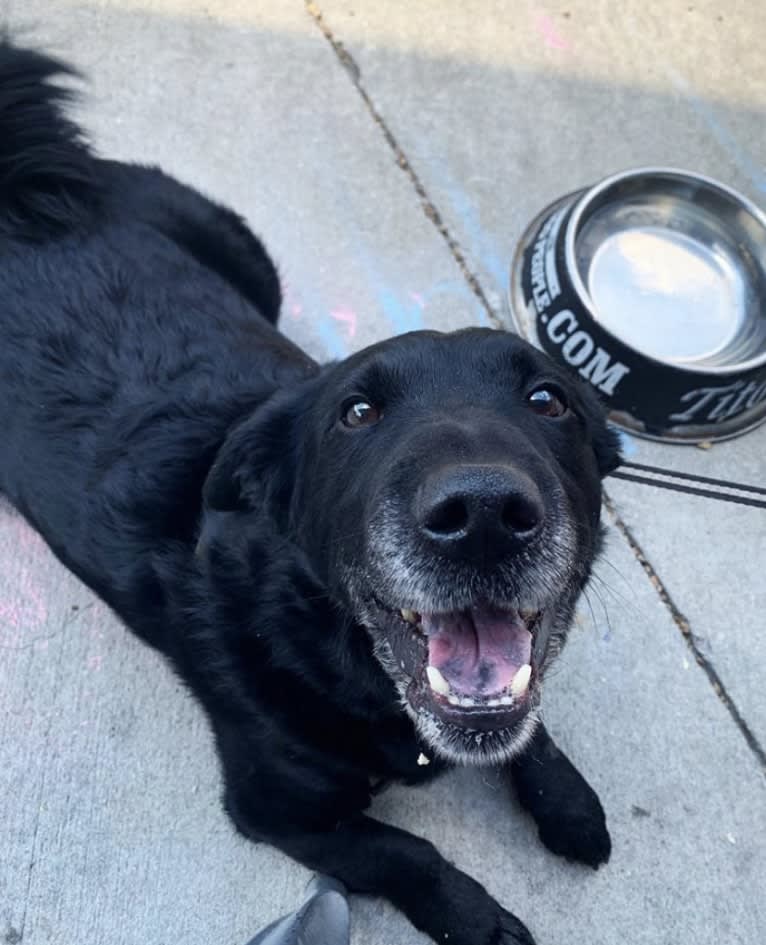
491 907 537 945
430 869 537 945
510 727 611 869
532 789 611 869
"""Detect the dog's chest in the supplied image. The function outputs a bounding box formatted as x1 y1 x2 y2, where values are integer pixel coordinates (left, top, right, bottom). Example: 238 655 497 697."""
363 712 445 785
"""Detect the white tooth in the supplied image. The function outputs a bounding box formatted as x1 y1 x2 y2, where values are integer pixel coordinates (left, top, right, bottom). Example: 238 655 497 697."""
500 696 513 706
426 665 451 696
401 608 418 624
487 698 501 707
510 663 532 698
417 752 430 766
447 692 462 706
460 696 475 707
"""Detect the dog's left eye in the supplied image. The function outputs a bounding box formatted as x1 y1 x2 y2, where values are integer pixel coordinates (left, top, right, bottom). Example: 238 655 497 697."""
527 386 568 417
342 399 382 428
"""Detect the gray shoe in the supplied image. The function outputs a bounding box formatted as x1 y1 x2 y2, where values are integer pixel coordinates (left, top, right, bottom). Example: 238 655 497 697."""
245 875 350 945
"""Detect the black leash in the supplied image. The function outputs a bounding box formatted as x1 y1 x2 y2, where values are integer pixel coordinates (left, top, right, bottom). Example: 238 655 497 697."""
608 461 766 509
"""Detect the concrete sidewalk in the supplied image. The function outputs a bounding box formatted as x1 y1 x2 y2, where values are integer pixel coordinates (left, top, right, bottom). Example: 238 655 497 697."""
0 2 764 944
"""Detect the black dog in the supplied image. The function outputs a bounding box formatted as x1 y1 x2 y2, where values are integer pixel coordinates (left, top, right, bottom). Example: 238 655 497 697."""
0 41 619 945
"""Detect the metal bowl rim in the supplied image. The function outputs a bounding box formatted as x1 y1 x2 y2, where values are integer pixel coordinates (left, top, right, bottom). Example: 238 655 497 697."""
563 166 766 376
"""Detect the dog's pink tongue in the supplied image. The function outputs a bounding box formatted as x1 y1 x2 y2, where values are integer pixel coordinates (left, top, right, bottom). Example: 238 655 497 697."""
424 608 532 696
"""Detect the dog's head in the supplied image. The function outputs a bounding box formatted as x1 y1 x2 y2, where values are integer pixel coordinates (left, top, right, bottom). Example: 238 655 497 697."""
202 329 620 764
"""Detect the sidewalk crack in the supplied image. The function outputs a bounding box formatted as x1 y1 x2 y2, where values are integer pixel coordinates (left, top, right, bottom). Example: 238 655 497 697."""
605 494 766 774
304 0 500 326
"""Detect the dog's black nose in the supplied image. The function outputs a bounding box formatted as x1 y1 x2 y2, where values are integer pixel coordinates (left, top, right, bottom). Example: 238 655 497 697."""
416 465 544 558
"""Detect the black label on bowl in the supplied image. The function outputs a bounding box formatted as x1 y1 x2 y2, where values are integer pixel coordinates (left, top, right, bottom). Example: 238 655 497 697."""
519 198 766 439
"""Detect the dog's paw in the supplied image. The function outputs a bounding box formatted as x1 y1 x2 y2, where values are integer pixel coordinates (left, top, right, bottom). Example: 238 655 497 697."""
433 872 536 945
511 731 611 869
491 907 537 945
534 795 611 869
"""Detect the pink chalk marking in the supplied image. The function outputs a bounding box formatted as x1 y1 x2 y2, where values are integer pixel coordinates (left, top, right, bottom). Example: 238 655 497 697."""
0 578 49 631
533 12 570 51
329 307 358 340
280 278 305 321
0 512 50 632
1 509 48 556
409 292 426 310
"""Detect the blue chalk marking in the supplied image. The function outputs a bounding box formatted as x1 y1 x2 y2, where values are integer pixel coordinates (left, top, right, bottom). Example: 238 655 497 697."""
422 159 509 290
414 277 492 328
324 169 489 337
378 287 423 335
316 315 349 359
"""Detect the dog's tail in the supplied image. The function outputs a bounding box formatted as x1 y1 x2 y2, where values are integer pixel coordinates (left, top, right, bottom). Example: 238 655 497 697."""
0 36 100 240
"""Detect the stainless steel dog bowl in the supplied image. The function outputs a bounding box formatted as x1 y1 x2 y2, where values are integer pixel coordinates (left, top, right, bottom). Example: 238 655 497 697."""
508 168 766 442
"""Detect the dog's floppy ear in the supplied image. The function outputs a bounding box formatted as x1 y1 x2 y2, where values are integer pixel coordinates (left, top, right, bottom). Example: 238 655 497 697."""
202 408 283 514
593 421 623 477
198 378 319 555
574 379 623 477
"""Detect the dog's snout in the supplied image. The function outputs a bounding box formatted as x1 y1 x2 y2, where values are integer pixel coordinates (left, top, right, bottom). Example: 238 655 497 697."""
416 465 544 557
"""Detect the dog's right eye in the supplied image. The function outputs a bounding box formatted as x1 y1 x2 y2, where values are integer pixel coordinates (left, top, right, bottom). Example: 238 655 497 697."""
526 386 568 418
342 399 382 429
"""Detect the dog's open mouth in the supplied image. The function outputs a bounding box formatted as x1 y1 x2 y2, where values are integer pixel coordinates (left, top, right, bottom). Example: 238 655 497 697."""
379 601 543 732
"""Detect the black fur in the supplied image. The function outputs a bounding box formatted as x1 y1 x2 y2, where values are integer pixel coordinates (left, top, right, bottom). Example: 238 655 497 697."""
0 41 620 945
